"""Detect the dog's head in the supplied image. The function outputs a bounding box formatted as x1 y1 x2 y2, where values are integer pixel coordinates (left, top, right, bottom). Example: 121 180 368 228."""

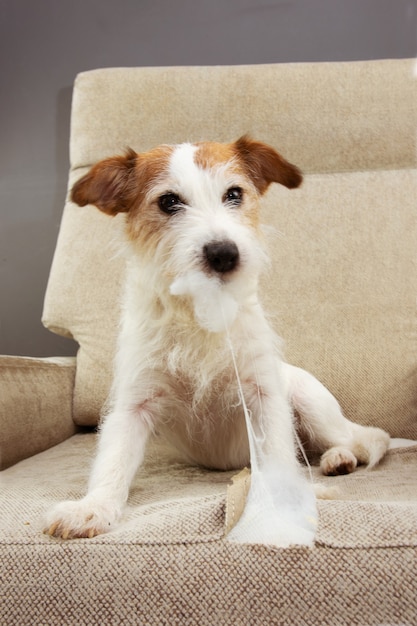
72 136 302 331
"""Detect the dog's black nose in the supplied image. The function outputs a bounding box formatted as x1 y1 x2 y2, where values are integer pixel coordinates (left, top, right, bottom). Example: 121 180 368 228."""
203 240 240 274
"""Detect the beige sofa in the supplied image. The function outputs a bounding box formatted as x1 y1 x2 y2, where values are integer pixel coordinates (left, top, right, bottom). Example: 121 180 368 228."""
1 59 417 625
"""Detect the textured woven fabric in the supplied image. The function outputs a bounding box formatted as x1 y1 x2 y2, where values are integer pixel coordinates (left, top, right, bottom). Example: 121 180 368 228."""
2 543 416 625
0 356 76 469
2 435 417 547
68 61 416 174
1 434 417 624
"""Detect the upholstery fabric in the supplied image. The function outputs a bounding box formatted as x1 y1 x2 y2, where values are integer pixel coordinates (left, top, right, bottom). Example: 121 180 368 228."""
1 434 417 624
68 61 416 174
0 356 77 469
2 543 416 625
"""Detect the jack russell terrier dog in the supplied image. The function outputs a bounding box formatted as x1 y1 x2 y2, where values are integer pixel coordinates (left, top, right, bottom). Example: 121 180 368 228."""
45 136 390 542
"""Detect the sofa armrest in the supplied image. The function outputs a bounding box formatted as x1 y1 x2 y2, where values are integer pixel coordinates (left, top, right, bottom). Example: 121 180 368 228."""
0 355 77 470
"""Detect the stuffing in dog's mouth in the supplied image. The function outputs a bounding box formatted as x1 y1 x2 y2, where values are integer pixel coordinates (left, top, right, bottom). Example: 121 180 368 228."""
170 271 240 333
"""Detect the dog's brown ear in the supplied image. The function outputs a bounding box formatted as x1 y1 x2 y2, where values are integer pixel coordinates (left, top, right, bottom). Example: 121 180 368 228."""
233 136 302 194
71 148 138 215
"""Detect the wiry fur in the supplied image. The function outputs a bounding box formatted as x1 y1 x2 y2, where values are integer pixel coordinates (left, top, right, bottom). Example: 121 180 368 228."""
45 136 390 542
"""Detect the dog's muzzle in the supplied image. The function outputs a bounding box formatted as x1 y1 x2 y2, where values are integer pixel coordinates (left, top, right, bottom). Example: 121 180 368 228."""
203 240 240 274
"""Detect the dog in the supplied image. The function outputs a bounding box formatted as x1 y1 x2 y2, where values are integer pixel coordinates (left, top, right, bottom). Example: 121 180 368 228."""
45 136 390 541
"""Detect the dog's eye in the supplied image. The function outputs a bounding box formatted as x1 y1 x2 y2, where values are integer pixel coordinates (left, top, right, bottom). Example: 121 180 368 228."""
158 193 182 214
224 187 243 206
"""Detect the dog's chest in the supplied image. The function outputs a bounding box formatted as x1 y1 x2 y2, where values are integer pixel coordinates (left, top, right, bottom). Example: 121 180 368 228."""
158 371 250 470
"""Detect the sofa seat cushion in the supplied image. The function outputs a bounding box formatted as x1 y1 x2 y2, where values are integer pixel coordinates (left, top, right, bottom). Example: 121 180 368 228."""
1 433 417 624
2 433 417 548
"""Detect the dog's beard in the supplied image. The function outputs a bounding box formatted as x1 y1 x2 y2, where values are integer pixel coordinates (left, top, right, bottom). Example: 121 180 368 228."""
170 271 251 333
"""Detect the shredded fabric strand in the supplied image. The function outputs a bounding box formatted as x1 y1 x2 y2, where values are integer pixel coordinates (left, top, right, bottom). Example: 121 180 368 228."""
295 429 314 485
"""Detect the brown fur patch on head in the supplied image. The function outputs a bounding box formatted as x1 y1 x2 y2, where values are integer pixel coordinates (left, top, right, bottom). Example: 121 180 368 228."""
71 144 175 259
194 140 263 233
124 145 176 255
233 135 303 194
71 145 175 217
194 141 236 171
71 148 139 215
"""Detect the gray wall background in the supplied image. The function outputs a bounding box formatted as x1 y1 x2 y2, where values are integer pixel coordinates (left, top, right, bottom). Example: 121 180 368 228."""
1 0 416 357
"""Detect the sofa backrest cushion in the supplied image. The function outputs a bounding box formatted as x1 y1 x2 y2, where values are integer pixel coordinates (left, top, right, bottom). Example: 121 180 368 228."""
42 60 417 438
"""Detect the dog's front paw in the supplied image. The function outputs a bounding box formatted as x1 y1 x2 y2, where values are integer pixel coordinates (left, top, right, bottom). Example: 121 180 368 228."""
44 496 121 539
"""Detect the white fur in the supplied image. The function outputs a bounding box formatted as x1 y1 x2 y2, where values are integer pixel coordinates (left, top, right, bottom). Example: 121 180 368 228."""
45 140 390 543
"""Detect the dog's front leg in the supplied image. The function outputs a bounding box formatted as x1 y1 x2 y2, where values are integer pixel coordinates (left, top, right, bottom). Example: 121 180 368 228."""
231 372 317 547
45 403 153 539
242 362 300 469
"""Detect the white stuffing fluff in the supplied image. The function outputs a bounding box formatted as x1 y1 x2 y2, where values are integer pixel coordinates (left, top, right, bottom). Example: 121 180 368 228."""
227 462 318 548
170 272 240 333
